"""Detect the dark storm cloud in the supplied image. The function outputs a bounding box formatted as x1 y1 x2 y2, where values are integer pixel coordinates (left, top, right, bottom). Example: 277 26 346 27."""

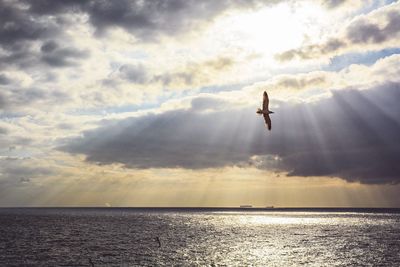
40 42 90 67
26 0 87 15
0 0 90 71
0 44 89 70
0 48 38 70
61 82 400 184
0 2 83 111
40 40 58 53
0 0 55 48
276 6 400 61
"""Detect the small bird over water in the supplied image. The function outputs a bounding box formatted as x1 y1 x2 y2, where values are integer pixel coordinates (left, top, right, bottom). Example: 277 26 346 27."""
256 91 274 131
155 236 161 248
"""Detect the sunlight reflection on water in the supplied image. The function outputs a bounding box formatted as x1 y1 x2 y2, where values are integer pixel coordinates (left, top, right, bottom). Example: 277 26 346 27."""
212 211 392 226
0 209 399 266
236 213 325 225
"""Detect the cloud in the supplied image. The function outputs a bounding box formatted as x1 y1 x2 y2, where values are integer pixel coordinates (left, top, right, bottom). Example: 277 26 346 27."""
0 74 11 85
0 1 92 78
0 0 282 117
273 72 327 90
0 40 89 70
320 0 347 9
1 0 375 116
40 41 90 67
118 64 148 84
275 2 400 61
151 56 236 88
0 119 34 149
1 0 399 189
0 126 8 135
244 53 400 104
0 86 71 112
81 0 275 41
347 10 400 44
0 1 56 48
0 156 54 190
25 0 85 15
319 0 366 10
104 56 237 91
23 0 274 41
61 80 400 184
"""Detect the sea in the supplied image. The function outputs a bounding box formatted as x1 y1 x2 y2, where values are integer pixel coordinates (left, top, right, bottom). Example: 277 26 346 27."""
0 208 399 266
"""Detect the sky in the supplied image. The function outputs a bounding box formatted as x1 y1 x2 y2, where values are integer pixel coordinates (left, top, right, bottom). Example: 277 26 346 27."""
1 0 400 207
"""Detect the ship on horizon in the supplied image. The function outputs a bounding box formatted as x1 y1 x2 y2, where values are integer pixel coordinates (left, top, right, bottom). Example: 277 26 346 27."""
239 205 274 209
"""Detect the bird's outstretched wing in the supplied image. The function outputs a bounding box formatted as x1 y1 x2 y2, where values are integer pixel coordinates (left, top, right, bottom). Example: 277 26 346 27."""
263 114 271 130
263 91 269 111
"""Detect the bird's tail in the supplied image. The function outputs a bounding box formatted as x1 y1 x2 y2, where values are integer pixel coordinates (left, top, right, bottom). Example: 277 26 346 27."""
256 108 262 114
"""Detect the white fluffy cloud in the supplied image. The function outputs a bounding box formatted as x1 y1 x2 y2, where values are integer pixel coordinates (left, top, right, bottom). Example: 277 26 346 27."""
276 1 400 62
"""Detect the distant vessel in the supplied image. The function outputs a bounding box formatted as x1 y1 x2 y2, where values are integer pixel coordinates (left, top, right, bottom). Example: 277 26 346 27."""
238 205 274 209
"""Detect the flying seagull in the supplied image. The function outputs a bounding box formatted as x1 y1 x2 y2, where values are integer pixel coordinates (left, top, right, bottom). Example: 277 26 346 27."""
155 236 162 248
256 91 274 130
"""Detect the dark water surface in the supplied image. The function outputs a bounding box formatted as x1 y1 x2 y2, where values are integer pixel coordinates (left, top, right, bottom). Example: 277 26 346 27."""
0 208 399 266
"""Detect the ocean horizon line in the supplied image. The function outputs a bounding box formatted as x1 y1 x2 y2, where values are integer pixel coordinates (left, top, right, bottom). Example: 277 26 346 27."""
1 206 399 213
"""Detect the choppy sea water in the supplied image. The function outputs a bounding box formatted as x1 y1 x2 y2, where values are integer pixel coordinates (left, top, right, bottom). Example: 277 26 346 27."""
0 208 399 266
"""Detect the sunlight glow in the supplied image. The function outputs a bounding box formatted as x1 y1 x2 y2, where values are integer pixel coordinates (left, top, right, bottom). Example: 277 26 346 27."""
235 213 330 225
210 3 328 58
